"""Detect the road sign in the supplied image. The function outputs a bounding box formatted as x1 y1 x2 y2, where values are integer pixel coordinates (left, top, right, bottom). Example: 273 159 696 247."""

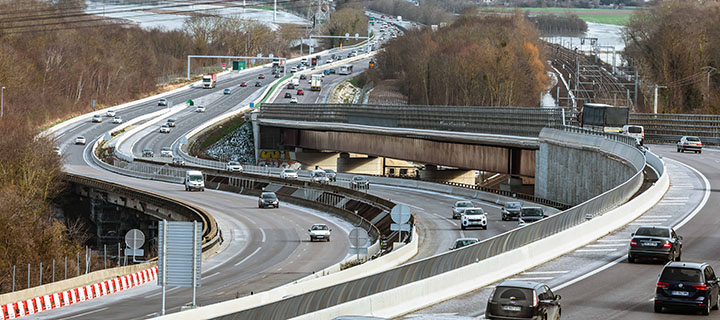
91 99 96 110
158 220 202 314
391 224 411 232
355 33 359 40
390 205 411 224
345 32 350 39
269 53 274 58
348 247 369 255
125 229 145 250
125 248 144 256
180 136 189 145
104 132 111 141
309 46 314 54
348 227 369 248
187 99 194 106
249 102 255 108
222 63 226 68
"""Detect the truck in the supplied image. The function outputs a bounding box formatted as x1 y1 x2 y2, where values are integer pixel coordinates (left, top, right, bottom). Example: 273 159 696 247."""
310 74 322 91
272 58 282 68
581 103 629 133
202 73 216 88
311 55 321 66
291 77 300 87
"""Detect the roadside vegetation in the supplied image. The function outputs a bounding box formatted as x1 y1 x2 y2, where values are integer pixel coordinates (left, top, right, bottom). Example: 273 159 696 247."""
529 14 588 35
623 0 720 113
368 0 455 25
323 8 369 48
372 12 549 106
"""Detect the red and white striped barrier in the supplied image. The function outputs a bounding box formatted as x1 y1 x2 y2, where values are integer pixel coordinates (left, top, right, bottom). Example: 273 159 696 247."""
0 266 157 319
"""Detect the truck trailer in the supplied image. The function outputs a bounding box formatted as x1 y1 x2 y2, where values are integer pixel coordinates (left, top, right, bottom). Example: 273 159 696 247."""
310 74 322 91
202 73 217 88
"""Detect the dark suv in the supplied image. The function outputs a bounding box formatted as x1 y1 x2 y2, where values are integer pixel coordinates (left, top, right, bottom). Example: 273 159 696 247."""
486 281 561 319
628 226 682 263
502 202 523 221
655 262 720 315
519 207 546 224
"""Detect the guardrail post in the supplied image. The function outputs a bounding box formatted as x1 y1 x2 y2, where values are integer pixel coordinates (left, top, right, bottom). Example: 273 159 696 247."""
12 265 15 292
27 263 30 289
39 262 42 285
52 259 55 283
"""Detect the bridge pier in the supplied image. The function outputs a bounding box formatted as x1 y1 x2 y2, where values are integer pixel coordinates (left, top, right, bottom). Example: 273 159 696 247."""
337 153 384 175
294 148 340 171
418 166 476 185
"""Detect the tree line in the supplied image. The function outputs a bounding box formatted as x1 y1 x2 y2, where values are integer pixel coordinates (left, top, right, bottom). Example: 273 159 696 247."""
368 0 454 25
529 14 588 36
373 12 549 107
623 0 720 113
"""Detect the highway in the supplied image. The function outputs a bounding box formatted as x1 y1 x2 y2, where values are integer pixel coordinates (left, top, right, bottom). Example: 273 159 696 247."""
40 39 381 319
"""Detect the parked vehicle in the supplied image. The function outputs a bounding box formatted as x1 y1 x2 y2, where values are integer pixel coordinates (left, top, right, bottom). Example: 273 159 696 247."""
258 192 279 208
655 262 720 315
280 168 298 179
486 281 561 320
75 136 86 145
323 169 337 182
502 202 523 221
185 170 205 191
92 114 103 123
226 161 243 172
677 136 703 153
142 148 154 157
351 175 370 190
450 238 478 250
308 224 331 242
202 73 217 88
518 207 546 225
311 169 330 184
628 226 682 263
452 200 473 219
461 208 487 230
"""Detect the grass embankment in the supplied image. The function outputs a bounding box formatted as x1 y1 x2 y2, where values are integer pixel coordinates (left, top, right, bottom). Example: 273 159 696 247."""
486 7 635 25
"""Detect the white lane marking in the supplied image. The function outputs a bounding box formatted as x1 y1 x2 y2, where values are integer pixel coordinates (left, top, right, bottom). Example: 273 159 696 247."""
597 239 630 242
234 247 262 266
586 244 626 248
629 222 664 225
664 197 689 200
575 249 618 252
204 272 220 280
523 271 569 275
63 307 110 319
642 215 672 218
657 203 687 206
634 219 668 222
554 157 710 295
260 228 266 243
509 277 554 281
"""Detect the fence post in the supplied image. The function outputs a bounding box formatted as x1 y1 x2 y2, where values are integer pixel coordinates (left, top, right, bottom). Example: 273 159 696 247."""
118 242 121 266
40 262 43 285
104 244 107 269
12 265 15 292
27 263 30 289
52 259 55 283
65 256 67 280
77 253 80 277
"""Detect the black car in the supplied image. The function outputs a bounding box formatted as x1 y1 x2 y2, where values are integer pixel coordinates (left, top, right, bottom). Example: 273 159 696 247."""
655 262 720 315
329 68 336 74
255 81 262 87
502 202 523 221
284 92 292 98
486 281 561 320
629 226 682 263
258 192 279 209
299 74 307 80
351 176 370 190
519 207 546 224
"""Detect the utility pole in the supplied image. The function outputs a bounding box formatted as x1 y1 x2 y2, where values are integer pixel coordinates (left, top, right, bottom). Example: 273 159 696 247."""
273 0 277 22
648 84 667 114
1 86 5 118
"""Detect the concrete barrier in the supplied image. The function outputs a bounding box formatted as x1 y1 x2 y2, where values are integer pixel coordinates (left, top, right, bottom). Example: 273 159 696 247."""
289 156 669 319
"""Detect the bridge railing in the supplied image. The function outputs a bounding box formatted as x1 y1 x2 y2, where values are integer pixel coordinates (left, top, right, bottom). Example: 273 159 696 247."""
630 112 720 144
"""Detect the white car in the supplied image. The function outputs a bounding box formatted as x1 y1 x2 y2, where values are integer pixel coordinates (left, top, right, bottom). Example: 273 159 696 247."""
112 116 122 124
159 125 171 133
311 169 329 184
450 238 479 250
677 136 702 153
461 208 487 230
280 168 299 179
158 98 168 106
308 224 331 242
160 147 173 157
290 98 298 104
74 136 86 145
290 67 298 73
325 59 333 64
106 110 116 117
226 161 243 172
196 105 206 113
53 146 62 156
92 114 102 123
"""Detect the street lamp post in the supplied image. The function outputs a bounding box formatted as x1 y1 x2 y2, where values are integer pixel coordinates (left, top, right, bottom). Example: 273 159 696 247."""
1 86 5 118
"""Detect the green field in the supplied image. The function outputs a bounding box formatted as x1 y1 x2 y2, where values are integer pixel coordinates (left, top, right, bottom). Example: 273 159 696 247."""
484 7 637 26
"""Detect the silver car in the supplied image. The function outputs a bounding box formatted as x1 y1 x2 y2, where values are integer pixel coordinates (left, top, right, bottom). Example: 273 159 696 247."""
452 200 473 219
311 170 329 184
280 168 299 179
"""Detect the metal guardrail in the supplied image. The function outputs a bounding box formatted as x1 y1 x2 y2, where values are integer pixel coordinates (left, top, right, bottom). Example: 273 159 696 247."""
259 104 565 138
214 131 646 320
630 112 720 144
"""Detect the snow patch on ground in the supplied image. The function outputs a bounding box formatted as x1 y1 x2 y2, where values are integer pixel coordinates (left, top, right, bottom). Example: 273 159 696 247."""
204 121 256 164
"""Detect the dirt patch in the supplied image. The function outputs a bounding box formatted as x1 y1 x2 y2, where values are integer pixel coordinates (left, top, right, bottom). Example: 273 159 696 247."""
367 79 408 105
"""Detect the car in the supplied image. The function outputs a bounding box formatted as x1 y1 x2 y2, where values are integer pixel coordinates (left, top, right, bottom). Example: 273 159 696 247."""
92 114 103 123
677 136 702 153
622 125 645 145
258 192 279 208
255 81 262 87
351 175 370 190
258 74 265 79
53 146 62 156
226 161 243 172
185 170 205 192
308 224 332 242
106 110 116 117
450 238 479 250
290 67 297 73
112 116 122 124
323 70 330 76
240 82 248 87
172 157 185 166
452 200 473 219
502 202 523 221
166 119 176 127
325 59 332 64
329 68 336 74
284 92 292 99
158 98 168 106
160 147 173 157
296 89 305 95
196 105 206 112
142 148 154 157
323 169 337 182
159 125 170 133
287 83 295 89
223 88 231 95
486 281 561 320
518 207 546 225
280 168 299 179
655 262 720 315
274 73 281 78
629 226 682 263
311 169 329 184
299 65 307 71
301 58 308 65
74 136 86 145
290 98 298 104
461 208 487 230
299 74 307 80
271 68 278 75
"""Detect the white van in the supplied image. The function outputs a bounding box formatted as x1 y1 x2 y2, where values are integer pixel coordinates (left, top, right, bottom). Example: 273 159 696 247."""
185 170 205 191
621 125 645 145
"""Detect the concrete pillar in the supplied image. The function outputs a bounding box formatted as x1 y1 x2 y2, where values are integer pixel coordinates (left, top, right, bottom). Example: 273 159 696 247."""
295 148 340 171
336 153 384 175
251 111 261 165
418 166 476 185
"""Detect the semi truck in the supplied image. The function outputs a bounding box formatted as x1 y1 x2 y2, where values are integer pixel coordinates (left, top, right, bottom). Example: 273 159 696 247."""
202 73 217 88
581 103 629 133
310 74 322 91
